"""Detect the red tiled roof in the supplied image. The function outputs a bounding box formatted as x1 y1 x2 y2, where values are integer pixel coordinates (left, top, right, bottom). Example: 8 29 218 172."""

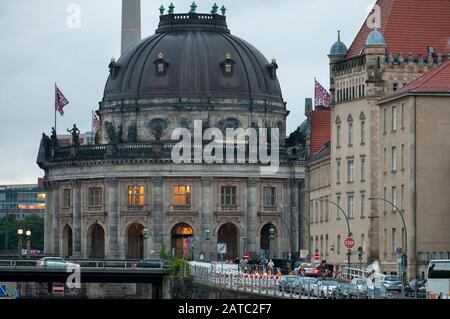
347 0 450 58
310 109 331 156
381 59 450 101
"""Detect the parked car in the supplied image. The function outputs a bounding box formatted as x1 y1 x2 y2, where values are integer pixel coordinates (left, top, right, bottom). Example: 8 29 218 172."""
404 279 427 298
36 257 79 269
332 283 362 299
366 285 392 299
313 280 340 298
351 277 369 292
299 277 319 295
380 275 403 292
278 275 301 293
132 259 170 269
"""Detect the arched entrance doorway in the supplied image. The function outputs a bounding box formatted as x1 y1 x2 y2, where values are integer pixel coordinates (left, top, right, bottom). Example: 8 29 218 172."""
127 223 144 259
171 223 193 259
260 223 278 259
89 223 105 259
217 223 238 260
62 225 73 258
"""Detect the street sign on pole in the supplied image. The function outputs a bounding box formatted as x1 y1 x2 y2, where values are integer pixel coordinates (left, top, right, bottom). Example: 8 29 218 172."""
344 237 355 249
217 243 227 254
314 252 320 261
395 247 403 255
300 249 308 259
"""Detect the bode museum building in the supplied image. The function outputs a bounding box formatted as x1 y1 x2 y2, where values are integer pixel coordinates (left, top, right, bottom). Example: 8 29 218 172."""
37 8 306 261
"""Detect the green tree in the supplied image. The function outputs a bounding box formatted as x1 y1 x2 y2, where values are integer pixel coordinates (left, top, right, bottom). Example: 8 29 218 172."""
0 214 44 252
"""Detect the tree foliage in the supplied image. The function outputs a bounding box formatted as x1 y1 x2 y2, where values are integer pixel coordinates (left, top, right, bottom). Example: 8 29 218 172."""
0 214 44 251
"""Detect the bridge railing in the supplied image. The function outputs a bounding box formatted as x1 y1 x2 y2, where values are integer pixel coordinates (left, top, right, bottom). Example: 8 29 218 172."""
0 258 164 270
341 267 371 280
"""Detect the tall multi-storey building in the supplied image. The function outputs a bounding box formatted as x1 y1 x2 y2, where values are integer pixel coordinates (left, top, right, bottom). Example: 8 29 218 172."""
310 0 450 278
0 180 46 220
378 60 450 278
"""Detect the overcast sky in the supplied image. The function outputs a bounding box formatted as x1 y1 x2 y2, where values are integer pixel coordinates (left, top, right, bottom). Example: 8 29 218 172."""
0 0 376 184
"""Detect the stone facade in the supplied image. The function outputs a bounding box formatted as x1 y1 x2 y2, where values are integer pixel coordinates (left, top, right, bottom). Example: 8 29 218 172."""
43 161 304 261
378 94 450 278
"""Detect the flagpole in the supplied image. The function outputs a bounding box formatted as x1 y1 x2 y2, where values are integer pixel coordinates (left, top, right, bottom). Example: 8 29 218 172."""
54 83 57 133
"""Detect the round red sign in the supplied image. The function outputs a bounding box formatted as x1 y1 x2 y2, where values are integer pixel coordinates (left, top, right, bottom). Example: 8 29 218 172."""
344 237 355 249
313 252 320 261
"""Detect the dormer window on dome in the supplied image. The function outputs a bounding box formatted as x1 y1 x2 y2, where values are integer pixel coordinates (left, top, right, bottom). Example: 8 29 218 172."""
221 52 235 77
154 51 169 76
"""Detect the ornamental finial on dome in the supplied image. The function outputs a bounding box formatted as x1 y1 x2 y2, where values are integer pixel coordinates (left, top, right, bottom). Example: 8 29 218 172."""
190 2 197 13
211 3 219 15
159 5 165 16
329 30 347 55
272 57 277 64
111 57 116 63
168 2 175 14
221 5 227 16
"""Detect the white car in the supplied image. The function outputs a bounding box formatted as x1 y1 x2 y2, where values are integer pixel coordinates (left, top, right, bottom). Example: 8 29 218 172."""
313 280 340 298
36 257 79 269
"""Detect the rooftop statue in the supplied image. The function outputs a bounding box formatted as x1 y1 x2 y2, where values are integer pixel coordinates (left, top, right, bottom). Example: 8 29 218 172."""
67 124 80 146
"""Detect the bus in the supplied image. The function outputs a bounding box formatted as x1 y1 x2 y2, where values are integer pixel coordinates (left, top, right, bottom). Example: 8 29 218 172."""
426 260 450 299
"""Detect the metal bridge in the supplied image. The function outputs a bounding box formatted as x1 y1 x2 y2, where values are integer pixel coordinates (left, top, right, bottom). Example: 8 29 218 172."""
0 258 167 284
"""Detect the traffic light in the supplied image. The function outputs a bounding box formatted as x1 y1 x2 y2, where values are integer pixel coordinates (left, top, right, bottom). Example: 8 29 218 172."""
357 246 363 260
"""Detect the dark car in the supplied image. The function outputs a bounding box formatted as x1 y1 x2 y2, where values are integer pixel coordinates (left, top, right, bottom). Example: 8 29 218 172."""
332 283 363 299
404 279 427 298
132 259 170 269
295 262 320 277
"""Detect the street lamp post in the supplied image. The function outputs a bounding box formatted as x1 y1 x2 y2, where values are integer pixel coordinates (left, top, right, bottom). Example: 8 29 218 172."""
25 230 31 259
369 196 408 284
143 227 149 259
205 229 211 262
298 213 312 262
17 229 23 258
268 226 275 260
242 236 247 256
318 199 352 276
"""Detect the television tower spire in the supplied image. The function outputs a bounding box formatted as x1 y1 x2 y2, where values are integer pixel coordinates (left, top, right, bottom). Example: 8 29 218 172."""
121 0 141 55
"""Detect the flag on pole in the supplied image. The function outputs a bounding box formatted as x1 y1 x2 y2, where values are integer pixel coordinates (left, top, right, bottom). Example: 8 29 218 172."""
92 113 100 132
55 84 69 116
314 79 331 107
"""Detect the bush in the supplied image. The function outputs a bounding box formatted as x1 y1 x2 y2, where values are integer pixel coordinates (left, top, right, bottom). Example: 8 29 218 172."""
159 246 191 278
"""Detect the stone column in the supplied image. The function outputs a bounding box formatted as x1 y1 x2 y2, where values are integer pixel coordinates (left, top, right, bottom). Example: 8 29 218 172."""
72 180 82 257
290 179 300 254
52 182 60 255
282 180 291 259
200 177 213 261
106 178 119 259
44 181 53 254
246 178 258 254
152 177 164 254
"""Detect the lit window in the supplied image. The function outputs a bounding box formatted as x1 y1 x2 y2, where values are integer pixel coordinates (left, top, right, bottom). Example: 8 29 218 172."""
128 185 144 205
37 193 46 202
173 185 191 206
